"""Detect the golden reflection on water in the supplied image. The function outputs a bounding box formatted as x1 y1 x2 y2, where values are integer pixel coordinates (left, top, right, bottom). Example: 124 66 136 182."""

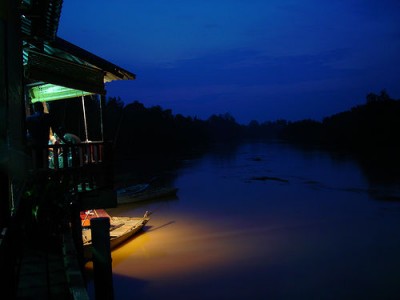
112 214 264 279
86 209 283 283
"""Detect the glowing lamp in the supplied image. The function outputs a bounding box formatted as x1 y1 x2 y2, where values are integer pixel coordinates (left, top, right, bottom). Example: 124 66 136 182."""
29 83 93 103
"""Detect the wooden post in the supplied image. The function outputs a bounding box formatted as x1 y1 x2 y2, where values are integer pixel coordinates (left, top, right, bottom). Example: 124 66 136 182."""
91 217 114 300
69 199 85 271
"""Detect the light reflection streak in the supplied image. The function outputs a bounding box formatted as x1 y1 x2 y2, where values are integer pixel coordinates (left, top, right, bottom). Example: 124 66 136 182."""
85 204 324 286
93 212 286 281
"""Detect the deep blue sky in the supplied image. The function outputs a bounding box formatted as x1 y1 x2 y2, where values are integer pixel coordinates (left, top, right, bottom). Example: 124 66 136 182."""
58 0 400 124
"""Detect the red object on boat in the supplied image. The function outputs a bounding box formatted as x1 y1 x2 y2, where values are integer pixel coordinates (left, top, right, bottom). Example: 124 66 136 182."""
80 209 111 227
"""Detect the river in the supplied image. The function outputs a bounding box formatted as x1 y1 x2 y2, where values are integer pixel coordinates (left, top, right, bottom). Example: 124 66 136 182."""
86 141 400 300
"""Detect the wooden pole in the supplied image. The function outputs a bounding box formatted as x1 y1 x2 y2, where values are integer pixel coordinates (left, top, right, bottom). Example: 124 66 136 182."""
91 217 114 300
81 95 89 142
69 199 85 271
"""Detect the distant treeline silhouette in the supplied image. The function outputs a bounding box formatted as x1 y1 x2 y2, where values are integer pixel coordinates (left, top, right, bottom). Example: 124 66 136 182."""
280 90 400 150
49 89 400 156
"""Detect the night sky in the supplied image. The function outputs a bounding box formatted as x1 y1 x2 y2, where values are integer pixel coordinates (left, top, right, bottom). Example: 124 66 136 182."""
58 0 400 124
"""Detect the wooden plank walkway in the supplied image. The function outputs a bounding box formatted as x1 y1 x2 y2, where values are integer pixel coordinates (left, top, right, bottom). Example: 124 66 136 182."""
16 231 89 300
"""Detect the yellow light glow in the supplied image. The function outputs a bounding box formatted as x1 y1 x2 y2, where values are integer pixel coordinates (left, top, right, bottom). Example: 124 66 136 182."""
85 211 282 282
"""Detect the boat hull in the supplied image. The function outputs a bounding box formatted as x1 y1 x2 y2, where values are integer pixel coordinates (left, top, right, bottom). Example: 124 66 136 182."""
82 214 150 260
117 186 178 204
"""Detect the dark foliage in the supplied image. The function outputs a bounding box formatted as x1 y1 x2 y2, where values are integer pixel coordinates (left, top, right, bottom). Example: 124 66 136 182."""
253 90 400 152
281 119 324 143
321 90 400 150
50 89 400 158
104 99 212 155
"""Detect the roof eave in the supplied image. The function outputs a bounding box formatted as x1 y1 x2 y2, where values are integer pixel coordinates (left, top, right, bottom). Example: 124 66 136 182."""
52 37 136 81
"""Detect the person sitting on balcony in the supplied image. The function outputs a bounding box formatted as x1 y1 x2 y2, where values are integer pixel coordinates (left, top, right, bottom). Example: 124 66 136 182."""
63 132 82 144
56 127 82 167
57 127 81 144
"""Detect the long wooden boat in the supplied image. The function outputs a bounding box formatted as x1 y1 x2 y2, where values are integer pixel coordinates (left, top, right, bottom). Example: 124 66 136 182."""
81 209 151 259
117 185 178 205
116 183 150 196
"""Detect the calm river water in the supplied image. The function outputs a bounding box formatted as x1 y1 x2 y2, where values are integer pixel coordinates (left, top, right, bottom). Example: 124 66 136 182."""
86 141 400 300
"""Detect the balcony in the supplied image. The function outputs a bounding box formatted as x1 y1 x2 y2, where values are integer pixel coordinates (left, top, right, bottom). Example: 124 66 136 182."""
28 141 117 210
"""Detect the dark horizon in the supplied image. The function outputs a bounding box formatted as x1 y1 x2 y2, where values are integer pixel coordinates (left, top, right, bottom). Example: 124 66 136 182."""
106 88 397 126
48 90 395 160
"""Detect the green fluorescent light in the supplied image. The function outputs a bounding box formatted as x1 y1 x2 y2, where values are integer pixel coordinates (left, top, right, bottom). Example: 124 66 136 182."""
29 84 93 102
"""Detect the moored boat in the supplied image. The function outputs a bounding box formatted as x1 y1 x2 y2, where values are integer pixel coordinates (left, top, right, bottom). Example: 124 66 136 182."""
81 209 151 260
117 185 178 205
116 183 150 197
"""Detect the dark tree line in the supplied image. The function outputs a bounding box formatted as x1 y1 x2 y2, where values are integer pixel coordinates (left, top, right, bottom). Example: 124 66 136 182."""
103 90 400 156
49 89 400 157
282 90 400 151
103 99 204 155
102 98 243 156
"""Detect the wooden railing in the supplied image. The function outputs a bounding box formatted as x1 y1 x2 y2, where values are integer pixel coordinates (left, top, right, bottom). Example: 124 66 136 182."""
31 141 105 170
28 141 114 195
